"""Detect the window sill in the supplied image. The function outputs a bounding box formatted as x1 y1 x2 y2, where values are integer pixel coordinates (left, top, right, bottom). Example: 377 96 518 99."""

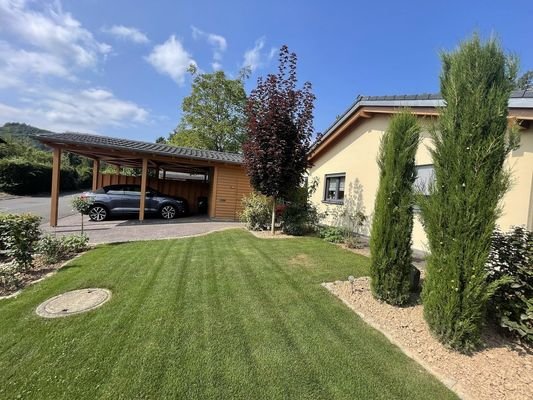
322 200 344 205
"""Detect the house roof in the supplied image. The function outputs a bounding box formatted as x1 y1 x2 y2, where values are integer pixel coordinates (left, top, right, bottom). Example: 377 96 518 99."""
310 90 533 160
34 132 244 164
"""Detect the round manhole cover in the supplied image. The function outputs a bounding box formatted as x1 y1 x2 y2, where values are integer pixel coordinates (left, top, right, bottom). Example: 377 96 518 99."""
36 288 111 318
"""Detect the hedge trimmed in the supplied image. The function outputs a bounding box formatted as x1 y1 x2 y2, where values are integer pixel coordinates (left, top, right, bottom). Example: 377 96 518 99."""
0 158 91 195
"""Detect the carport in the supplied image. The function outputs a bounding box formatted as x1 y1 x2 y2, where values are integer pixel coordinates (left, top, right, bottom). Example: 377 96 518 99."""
35 132 251 226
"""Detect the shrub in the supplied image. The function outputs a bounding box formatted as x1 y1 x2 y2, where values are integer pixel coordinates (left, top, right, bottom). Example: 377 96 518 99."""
319 226 346 243
0 261 21 292
0 158 88 195
240 193 272 231
419 36 518 351
0 213 42 271
281 178 321 236
327 178 368 244
370 111 420 306
36 234 89 265
486 226 532 343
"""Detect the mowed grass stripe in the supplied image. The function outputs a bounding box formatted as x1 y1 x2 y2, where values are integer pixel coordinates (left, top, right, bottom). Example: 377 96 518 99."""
0 229 457 399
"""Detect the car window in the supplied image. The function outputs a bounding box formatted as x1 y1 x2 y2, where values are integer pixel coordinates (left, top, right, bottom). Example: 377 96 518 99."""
123 186 141 196
104 186 124 196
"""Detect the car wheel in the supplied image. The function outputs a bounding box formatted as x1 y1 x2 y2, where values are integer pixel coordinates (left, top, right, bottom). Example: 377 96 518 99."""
160 204 177 219
89 205 108 221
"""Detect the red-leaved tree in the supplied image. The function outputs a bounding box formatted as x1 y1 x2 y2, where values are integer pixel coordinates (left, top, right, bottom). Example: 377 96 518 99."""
243 45 315 234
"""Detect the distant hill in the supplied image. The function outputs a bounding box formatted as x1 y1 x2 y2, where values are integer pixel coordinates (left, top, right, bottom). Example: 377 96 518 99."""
0 122 54 149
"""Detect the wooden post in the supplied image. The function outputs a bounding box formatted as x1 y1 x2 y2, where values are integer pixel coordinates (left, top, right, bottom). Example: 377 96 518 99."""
208 167 218 218
115 165 120 175
50 147 61 227
139 158 148 221
162 169 166 181
92 159 100 190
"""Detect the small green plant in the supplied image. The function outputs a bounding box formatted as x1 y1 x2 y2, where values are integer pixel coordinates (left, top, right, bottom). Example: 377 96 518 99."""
370 111 420 306
319 226 346 243
36 234 89 266
240 192 272 231
486 226 532 343
71 196 94 234
0 213 41 271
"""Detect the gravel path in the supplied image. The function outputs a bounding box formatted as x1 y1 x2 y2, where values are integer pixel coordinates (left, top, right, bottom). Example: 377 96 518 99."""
324 277 533 400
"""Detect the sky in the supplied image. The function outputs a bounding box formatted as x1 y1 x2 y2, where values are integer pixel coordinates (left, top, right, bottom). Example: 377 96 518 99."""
0 0 532 143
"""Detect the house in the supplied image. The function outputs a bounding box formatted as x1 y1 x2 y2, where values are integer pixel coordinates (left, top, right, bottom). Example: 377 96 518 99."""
308 91 533 250
35 132 251 226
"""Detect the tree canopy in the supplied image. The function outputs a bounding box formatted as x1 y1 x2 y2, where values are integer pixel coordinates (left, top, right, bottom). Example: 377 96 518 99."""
167 69 247 153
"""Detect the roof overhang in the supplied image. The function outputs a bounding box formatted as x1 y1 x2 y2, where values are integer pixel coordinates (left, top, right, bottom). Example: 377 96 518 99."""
309 94 533 162
35 132 243 174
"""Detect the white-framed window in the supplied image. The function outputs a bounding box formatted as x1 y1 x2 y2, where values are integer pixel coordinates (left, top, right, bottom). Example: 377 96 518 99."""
323 173 345 203
415 164 435 195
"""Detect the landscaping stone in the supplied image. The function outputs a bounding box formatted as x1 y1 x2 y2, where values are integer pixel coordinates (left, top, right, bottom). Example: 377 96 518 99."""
36 288 111 318
324 277 533 400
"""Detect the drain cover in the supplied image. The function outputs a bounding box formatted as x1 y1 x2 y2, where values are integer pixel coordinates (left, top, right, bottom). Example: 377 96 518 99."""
36 288 111 318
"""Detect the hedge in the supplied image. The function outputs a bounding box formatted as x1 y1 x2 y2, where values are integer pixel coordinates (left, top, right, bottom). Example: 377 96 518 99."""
0 158 91 195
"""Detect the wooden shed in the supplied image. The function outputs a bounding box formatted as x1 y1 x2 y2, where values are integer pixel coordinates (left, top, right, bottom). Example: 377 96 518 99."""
35 132 252 226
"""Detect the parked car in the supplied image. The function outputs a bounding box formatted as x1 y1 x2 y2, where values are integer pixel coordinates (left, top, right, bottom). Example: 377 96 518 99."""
81 184 189 221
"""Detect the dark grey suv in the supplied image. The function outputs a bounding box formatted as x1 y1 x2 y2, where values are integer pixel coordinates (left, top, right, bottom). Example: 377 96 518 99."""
82 184 189 221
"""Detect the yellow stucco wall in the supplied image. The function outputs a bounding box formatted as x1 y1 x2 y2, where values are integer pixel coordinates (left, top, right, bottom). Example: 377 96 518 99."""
308 114 533 251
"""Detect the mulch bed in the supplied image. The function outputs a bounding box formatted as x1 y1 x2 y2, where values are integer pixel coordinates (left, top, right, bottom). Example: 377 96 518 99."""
0 255 80 298
324 277 533 400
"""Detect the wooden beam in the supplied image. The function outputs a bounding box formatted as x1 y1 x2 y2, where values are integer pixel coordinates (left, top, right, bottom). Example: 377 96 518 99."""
139 158 148 221
92 159 100 190
50 147 61 227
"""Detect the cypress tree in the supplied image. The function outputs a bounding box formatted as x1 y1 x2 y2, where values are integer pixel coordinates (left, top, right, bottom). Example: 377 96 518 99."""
419 35 518 351
370 111 420 305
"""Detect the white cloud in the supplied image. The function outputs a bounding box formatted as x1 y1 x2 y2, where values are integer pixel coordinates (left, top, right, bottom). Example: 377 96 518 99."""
0 87 149 133
211 61 222 71
191 25 227 65
146 35 196 85
102 25 149 44
0 41 72 85
242 37 266 72
0 0 111 69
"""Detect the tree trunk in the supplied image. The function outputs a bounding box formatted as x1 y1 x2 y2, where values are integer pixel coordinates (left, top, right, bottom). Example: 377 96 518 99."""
81 213 84 234
271 197 276 235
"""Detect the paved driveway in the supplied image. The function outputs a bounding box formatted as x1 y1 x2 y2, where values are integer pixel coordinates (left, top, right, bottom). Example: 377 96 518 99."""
0 191 82 223
41 214 243 244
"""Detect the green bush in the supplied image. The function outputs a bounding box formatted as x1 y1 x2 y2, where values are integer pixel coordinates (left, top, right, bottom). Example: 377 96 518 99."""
240 193 272 231
319 226 346 243
0 213 42 271
486 226 532 343
37 234 89 265
281 179 321 236
370 111 420 306
419 36 518 351
0 158 91 195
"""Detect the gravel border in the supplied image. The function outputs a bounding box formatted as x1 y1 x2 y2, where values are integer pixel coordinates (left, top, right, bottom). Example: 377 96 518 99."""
324 277 533 400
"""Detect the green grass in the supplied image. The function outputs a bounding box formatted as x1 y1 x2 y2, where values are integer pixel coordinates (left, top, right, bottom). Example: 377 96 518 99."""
0 229 456 399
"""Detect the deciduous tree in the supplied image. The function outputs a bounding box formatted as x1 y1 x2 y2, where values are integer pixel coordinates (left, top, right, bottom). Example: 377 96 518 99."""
243 45 315 234
168 69 247 152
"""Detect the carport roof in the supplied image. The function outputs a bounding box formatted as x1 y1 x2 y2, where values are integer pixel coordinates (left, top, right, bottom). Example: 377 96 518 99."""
34 132 244 164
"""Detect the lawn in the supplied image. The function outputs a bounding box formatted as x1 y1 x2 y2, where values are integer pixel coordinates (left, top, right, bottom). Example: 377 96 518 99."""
0 229 456 399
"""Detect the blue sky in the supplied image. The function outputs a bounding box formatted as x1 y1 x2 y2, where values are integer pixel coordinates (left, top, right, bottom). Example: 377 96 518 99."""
0 0 531 142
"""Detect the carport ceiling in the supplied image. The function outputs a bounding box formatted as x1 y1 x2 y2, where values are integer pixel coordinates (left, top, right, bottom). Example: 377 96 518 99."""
34 132 243 174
